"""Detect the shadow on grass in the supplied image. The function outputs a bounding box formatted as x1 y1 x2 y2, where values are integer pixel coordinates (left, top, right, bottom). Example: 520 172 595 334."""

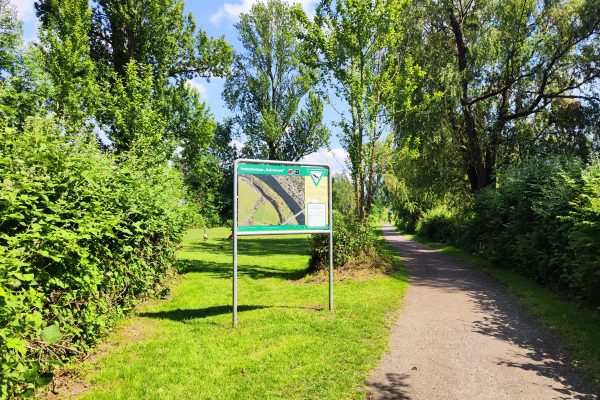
138 304 326 322
186 236 311 257
138 305 268 321
177 259 311 281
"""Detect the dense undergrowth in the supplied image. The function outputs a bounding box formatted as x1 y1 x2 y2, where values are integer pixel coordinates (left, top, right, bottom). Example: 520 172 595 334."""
309 210 386 271
401 158 600 308
0 120 193 398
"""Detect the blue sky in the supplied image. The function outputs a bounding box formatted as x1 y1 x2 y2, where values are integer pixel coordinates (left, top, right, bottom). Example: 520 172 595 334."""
12 0 349 172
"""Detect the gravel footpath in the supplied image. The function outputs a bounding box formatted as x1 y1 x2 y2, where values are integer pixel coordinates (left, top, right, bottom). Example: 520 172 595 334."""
367 226 597 400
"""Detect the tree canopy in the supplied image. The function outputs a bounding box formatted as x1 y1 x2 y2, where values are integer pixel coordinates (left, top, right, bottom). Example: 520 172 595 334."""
224 0 329 161
392 0 600 192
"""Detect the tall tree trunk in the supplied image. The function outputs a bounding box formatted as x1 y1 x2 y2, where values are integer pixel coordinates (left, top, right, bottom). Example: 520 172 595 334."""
267 142 277 160
366 52 382 214
356 109 365 223
449 8 489 192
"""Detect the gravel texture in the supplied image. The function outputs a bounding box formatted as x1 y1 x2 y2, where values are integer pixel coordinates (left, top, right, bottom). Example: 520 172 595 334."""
367 226 597 400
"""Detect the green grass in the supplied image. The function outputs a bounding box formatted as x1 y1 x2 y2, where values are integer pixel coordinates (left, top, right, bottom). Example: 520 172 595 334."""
402 232 600 391
77 227 408 399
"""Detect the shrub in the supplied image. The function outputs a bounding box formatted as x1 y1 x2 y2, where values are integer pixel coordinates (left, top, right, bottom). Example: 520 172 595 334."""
394 203 420 233
421 157 600 307
466 159 582 285
309 210 376 270
564 160 600 305
0 119 193 398
415 205 460 244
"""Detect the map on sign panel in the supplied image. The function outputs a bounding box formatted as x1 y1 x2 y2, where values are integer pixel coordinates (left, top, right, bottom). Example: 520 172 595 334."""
236 163 329 233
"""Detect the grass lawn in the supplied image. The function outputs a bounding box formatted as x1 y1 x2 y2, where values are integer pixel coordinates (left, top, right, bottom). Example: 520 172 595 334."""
402 232 600 392
74 227 407 399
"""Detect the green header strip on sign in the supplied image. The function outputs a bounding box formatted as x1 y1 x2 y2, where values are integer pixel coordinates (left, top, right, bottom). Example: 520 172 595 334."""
238 224 329 232
237 163 329 177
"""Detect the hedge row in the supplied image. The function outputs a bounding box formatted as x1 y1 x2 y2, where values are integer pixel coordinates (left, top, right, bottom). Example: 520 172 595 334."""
413 158 600 307
0 119 193 398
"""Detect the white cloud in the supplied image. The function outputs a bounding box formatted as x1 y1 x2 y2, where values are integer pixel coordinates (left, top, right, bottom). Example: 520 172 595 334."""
301 147 349 174
210 0 318 25
9 0 36 21
186 79 208 100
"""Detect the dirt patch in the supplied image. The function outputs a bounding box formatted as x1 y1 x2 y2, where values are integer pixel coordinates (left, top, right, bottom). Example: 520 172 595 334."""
304 249 397 283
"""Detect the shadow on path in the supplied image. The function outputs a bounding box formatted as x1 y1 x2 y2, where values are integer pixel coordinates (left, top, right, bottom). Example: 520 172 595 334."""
369 226 597 399
368 373 411 400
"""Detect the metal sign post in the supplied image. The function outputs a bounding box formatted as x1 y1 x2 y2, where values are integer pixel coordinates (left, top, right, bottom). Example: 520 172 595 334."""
232 159 333 327
328 172 333 311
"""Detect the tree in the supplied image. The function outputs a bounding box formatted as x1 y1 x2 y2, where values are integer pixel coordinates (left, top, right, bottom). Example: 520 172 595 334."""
394 0 600 192
223 0 329 161
0 0 22 122
0 2 53 128
37 0 99 132
184 120 239 224
35 0 234 223
0 0 20 77
36 0 232 81
103 60 168 154
310 0 408 221
513 99 599 162
35 0 232 151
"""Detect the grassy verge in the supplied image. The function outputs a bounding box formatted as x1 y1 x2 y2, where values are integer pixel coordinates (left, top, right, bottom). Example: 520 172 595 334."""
402 232 600 391
67 227 407 399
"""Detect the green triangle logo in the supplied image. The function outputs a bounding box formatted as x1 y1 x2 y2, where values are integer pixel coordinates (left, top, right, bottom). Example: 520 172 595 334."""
309 169 323 187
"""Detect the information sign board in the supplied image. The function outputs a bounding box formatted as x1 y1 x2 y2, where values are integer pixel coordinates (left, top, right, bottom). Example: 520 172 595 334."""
231 159 334 327
235 162 331 234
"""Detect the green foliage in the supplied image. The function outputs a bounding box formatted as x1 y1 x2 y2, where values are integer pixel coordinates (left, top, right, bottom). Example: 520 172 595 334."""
514 99 600 163
0 119 193 398
311 0 410 221
465 159 582 280
395 0 600 191
224 0 328 161
36 0 232 81
415 206 462 244
37 0 99 132
103 61 169 154
565 160 600 305
36 0 231 209
0 3 55 128
188 121 238 225
309 210 376 269
331 175 355 213
412 158 600 307
0 0 21 76
0 45 55 129
386 126 471 232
